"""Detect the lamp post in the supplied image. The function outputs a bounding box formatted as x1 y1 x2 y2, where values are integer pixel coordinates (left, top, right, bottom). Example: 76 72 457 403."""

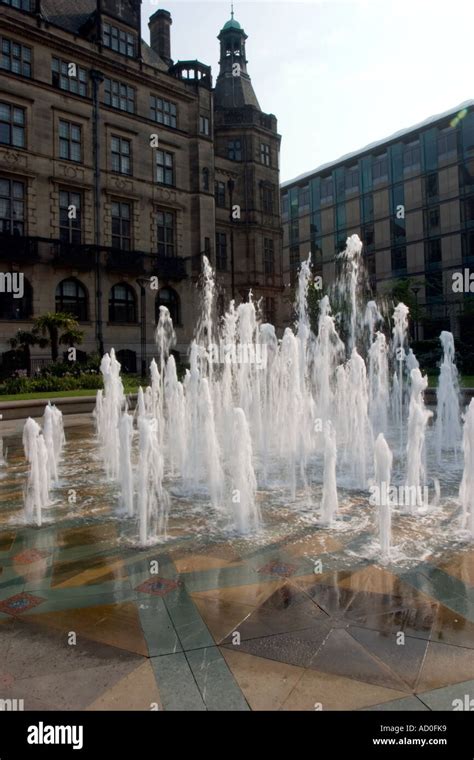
136 277 151 379
227 178 236 300
411 286 420 342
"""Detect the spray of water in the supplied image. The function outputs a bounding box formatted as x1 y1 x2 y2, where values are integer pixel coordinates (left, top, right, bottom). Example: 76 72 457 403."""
374 433 393 561
436 331 461 461
23 417 50 527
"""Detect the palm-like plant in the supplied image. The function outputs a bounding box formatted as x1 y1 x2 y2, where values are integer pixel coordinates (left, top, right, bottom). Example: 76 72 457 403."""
33 312 84 361
9 329 48 376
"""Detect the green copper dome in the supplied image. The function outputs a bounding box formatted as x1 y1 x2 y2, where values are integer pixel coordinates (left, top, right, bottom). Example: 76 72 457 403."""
222 18 242 31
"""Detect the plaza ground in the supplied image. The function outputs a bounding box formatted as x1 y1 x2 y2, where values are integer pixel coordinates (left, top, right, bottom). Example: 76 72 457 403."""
0 414 474 711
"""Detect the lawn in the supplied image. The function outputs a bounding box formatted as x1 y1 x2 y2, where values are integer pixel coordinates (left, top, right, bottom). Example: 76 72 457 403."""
427 375 474 388
0 380 141 402
0 376 473 402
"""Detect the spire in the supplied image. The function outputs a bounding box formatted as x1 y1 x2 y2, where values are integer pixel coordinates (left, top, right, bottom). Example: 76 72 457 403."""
214 13 260 110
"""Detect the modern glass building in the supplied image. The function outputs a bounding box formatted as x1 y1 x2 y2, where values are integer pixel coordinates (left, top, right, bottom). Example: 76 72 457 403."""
281 101 474 340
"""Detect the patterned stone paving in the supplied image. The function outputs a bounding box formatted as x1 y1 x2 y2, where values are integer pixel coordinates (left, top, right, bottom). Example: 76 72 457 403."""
1 419 474 710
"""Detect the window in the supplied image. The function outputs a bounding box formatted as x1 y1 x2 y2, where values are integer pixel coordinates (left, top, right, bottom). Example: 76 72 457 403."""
289 217 299 245
362 193 374 221
0 276 32 319
150 96 177 128
1 0 33 9
426 172 438 200
111 201 131 251
59 120 82 163
427 207 440 231
156 150 174 186
391 246 407 272
0 36 31 77
372 154 388 182
391 219 406 241
462 231 474 261
216 232 227 270
51 58 88 97
298 185 310 209
265 297 275 325
289 247 300 285
362 224 374 249
202 168 209 191
366 253 376 282
263 186 274 214
403 141 421 169
157 210 175 257
264 238 274 275
0 177 25 234
261 143 271 166
345 166 359 192
462 197 474 226
217 293 225 318
336 234 347 254
104 78 135 113
228 139 242 161
320 176 333 202
438 128 457 157
282 194 289 215
425 271 443 301
102 23 136 57
426 238 442 265
215 181 226 207
111 136 132 175
0 102 25 148
55 278 88 321
59 190 82 244
109 283 137 323
156 287 180 326
200 116 210 135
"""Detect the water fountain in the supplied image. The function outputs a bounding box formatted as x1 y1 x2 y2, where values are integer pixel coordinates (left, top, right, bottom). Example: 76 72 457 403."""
374 432 393 560
118 412 134 517
392 302 410 460
0 414 5 467
229 407 260 534
436 331 461 461
11 237 471 558
94 349 126 480
23 416 50 527
405 368 433 513
320 421 338 526
42 403 65 483
460 399 474 537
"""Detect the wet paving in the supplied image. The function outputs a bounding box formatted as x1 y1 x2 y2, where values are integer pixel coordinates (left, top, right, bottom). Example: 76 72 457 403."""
0 416 473 711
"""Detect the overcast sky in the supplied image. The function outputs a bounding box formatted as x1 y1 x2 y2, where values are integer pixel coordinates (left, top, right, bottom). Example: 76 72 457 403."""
141 0 474 183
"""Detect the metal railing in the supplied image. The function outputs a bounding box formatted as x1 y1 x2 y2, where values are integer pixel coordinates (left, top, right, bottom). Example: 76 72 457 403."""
0 234 188 281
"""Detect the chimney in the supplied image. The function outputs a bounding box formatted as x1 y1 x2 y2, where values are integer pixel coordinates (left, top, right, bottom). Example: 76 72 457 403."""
149 9 172 65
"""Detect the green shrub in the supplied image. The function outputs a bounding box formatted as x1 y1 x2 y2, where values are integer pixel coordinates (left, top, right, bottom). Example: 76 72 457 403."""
0 373 103 395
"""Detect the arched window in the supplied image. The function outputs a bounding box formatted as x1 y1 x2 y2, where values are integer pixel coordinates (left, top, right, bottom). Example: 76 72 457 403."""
116 349 137 373
55 278 88 321
156 287 180 326
109 283 137 323
217 293 226 318
0 276 33 319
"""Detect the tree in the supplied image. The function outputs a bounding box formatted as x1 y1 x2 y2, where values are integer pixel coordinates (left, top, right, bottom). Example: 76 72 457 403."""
9 329 48 376
33 312 84 362
387 277 424 337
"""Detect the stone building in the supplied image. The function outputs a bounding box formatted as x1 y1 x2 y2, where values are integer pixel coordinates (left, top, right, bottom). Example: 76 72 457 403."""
0 0 282 373
281 101 474 341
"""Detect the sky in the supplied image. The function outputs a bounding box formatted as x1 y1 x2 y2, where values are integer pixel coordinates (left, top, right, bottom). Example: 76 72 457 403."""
141 0 474 183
